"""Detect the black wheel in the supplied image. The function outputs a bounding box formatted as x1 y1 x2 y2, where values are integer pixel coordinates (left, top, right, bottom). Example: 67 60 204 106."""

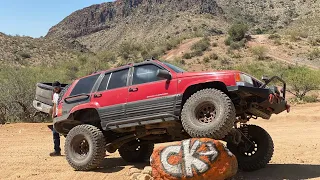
181 88 236 139
65 125 106 171
119 142 154 163
227 125 274 171
58 85 70 103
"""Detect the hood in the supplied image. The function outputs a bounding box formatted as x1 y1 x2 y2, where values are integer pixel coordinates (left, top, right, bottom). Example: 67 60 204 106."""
176 70 241 78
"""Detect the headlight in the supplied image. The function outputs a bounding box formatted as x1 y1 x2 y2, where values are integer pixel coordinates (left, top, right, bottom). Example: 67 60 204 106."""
235 73 254 86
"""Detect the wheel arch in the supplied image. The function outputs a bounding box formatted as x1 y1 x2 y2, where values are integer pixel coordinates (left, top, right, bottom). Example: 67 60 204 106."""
54 108 102 135
181 81 229 106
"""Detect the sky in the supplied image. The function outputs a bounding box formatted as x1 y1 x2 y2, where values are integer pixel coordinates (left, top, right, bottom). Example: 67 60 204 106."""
0 0 113 38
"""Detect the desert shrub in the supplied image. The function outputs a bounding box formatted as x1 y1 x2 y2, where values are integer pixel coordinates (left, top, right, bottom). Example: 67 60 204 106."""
230 39 246 50
250 46 268 60
209 53 219 60
287 30 302 42
309 37 320 46
118 41 142 61
228 22 249 41
268 34 281 39
273 39 282 45
302 94 319 103
96 50 116 63
212 42 218 47
284 66 320 99
182 53 193 59
191 37 210 52
308 48 320 60
19 52 31 59
224 36 233 46
203 57 210 63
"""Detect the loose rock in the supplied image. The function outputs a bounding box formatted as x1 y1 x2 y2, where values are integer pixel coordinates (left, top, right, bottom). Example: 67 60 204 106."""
150 138 238 180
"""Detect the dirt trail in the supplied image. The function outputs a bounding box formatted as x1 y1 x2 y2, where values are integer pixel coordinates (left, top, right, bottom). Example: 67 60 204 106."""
162 37 201 60
248 35 319 69
0 103 320 180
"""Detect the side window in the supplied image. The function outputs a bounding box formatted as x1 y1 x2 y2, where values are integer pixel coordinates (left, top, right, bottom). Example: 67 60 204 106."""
108 69 129 90
98 73 111 91
70 74 100 96
132 64 163 85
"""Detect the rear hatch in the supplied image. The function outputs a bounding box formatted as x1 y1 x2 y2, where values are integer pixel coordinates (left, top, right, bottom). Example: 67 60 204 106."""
33 83 68 114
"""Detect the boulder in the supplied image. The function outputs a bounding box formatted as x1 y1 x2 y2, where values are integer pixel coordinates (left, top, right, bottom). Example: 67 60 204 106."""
150 138 238 180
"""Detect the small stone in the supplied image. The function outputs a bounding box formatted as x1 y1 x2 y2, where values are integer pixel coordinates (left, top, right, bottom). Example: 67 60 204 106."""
130 173 140 180
129 167 142 176
137 174 153 180
142 166 152 175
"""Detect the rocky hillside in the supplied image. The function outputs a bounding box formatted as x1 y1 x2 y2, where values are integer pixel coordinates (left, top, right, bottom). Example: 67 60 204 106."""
0 33 88 66
46 0 320 52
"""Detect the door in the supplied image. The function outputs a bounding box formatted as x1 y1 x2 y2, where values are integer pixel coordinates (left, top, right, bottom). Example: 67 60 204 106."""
92 68 130 129
127 64 178 120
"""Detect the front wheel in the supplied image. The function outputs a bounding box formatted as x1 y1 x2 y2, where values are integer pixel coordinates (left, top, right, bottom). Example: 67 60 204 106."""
227 125 274 171
181 88 236 139
65 125 106 171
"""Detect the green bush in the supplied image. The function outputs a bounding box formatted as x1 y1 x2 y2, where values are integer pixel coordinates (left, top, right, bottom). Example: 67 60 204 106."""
19 52 31 59
268 34 281 39
273 39 282 45
309 37 320 46
203 57 210 63
209 53 219 60
250 46 268 60
191 37 210 52
230 39 246 50
212 42 218 47
224 36 233 46
302 94 319 103
228 22 249 41
284 66 320 99
183 53 193 59
308 48 320 60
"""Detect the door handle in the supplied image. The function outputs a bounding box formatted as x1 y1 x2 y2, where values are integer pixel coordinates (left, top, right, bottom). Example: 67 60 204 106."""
94 94 102 98
129 87 139 92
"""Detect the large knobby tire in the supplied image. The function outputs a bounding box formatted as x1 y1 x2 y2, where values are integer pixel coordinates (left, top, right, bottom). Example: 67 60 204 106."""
227 125 274 172
181 88 236 139
119 143 154 163
65 124 106 171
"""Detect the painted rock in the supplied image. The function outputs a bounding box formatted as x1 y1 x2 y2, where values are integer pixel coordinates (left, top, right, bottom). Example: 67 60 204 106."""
150 138 238 180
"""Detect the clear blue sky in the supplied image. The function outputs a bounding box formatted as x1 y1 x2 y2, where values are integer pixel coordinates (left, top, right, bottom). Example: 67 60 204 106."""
0 0 113 38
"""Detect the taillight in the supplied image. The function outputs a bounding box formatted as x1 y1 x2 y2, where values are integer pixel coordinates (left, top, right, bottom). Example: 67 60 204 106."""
57 104 63 117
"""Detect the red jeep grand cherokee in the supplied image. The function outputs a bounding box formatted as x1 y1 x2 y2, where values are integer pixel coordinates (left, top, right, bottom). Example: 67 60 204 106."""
36 59 289 171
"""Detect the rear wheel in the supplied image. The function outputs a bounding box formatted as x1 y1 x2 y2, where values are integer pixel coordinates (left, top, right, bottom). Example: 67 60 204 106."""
65 124 106 171
181 88 236 139
119 142 154 163
227 125 274 171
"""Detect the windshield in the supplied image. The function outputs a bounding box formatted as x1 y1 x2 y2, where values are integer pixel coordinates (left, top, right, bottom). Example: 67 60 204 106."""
163 62 186 73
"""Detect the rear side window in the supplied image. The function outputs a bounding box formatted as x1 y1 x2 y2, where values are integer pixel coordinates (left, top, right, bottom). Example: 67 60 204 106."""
98 73 111 91
108 69 129 90
70 74 100 96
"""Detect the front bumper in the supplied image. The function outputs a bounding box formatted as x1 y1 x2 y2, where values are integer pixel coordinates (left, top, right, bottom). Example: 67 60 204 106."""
227 84 289 119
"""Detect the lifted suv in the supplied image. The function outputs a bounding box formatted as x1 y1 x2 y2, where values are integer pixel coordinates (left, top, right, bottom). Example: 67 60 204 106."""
48 60 289 171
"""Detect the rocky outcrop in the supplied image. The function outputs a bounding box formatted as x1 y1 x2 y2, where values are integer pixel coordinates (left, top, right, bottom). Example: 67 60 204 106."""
150 138 238 180
46 0 223 39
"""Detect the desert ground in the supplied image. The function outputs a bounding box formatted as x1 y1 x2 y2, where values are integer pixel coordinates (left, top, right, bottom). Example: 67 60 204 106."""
0 103 319 180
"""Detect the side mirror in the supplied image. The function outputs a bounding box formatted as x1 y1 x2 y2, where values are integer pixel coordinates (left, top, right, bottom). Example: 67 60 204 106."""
262 75 270 82
157 69 172 80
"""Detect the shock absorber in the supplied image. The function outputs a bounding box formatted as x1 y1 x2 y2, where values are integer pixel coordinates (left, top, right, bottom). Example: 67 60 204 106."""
241 123 249 137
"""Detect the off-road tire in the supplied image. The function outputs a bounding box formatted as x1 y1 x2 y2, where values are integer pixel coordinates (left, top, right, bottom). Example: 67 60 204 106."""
65 124 106 171
181 88 236 139
119 143 154 163
58 84 70 103
227 125 274 171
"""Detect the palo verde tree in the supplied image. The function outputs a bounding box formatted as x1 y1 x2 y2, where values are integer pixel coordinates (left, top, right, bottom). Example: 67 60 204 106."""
284 66 320 99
